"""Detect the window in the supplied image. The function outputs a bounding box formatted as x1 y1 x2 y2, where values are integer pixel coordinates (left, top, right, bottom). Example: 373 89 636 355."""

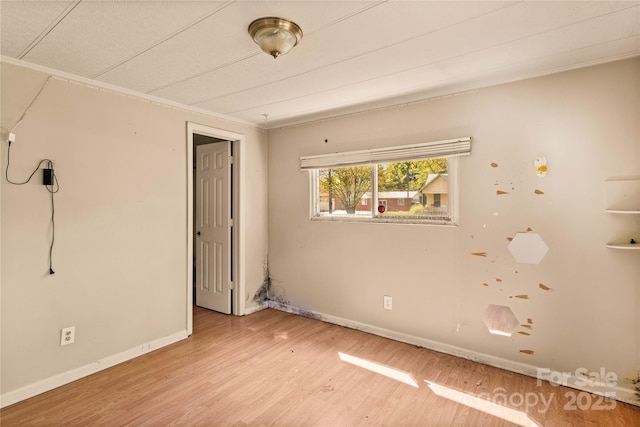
302 137 470 225
318 165 373 216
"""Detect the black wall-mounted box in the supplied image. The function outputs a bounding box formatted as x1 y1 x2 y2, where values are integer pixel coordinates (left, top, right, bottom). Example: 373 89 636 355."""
43 168 53 186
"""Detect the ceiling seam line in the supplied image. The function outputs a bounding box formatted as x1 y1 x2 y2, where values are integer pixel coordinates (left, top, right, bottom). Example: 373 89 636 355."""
39 73 258 129
195 3 639 109
223 35 640 116
146 52 261 94
187 1 531 107
0 55 259 128
307 0 388 34
269 90 479 131
91 0 237 79
18 0 83 60
269 51 640 130
144 0 391 95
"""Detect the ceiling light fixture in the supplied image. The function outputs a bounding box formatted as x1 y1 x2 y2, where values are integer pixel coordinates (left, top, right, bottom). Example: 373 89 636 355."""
248 17 303 59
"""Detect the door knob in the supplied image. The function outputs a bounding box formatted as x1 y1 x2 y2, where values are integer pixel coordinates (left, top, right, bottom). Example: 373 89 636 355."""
196 231 201 236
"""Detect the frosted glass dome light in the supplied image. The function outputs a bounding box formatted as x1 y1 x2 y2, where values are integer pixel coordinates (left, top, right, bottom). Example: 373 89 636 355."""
249 17 303 59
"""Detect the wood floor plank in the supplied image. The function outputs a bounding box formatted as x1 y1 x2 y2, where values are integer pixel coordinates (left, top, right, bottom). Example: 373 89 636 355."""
1 307 639 426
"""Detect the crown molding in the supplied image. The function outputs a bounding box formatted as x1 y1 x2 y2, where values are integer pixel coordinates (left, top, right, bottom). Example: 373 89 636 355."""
0 56 264 130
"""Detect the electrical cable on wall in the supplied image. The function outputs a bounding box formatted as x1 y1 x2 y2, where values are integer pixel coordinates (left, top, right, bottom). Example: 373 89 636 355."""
9 76 52 134
2 75 59 274
4 142 59 274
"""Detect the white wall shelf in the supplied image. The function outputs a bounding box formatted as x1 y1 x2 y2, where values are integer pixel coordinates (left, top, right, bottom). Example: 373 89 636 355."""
605 179 639 250
605 210 640 214
606 243 640 250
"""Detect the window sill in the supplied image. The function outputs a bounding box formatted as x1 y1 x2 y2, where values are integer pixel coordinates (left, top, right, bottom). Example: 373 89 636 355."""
310 215 458 227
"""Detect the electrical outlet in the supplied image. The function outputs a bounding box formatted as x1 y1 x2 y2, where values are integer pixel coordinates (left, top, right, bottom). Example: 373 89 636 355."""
383 295 393 310
60 326 75 346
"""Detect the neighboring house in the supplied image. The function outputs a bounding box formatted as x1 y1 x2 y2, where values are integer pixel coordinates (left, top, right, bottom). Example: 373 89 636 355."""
358 191 417 212
413 174 448 213
318 176 447 215
320 191 417 213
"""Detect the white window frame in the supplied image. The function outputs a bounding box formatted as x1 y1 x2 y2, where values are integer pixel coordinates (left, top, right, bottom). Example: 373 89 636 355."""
303 137 470 226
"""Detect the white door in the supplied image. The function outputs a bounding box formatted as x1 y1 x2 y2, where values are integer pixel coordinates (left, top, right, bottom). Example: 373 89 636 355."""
195 141 232 314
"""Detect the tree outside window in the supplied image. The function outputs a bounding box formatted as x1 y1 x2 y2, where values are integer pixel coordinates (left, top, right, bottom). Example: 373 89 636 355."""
317 158 448 218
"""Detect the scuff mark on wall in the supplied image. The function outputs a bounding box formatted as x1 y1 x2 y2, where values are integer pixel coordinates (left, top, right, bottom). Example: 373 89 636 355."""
252 259 272 306
252 258 322 320
296 307 322 320
268 299 322 320
475 164 554 357
519 320 533 336
252 258 291 307
263 281 290 307
538 283 551 291
625 374 640 400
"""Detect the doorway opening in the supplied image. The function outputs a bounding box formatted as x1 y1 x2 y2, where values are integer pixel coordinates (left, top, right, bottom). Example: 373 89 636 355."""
187 123 246 335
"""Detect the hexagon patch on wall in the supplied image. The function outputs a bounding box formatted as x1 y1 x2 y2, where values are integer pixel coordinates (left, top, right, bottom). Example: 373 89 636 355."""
508 232 549 264
483 304 520 336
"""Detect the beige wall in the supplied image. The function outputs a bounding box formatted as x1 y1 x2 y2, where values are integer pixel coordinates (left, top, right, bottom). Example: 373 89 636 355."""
0 62 268 397
268 59 640 398
2 56 639 404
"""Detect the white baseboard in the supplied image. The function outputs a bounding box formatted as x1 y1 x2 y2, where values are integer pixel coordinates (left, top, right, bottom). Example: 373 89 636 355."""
243 302 268 315
0 330 189 409
5 306 638 409
267 302 640 407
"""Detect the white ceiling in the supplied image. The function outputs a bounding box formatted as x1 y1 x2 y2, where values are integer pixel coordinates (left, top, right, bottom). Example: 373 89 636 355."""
2 1 639 128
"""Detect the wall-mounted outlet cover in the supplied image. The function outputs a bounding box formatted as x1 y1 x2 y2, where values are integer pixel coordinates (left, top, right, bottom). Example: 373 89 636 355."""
383 295 393 310
60 326 75 346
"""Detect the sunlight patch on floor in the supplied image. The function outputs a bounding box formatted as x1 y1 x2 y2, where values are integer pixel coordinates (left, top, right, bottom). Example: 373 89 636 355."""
425 380 540 427
338 352 419 388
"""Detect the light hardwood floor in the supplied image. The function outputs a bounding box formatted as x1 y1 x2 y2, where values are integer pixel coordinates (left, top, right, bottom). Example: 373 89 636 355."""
2 307 639 426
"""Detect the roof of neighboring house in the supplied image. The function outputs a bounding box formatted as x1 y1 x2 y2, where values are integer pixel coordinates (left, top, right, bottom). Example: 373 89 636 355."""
416 174 448 194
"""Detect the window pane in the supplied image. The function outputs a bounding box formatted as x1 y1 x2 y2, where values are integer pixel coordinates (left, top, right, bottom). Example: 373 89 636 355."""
318 165 373 216
376 158 449 219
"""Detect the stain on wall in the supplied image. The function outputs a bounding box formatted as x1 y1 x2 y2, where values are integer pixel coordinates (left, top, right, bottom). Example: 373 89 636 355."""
253 259 321 320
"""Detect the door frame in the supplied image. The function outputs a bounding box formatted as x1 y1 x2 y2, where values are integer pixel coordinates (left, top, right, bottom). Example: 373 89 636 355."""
187 122 246 335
